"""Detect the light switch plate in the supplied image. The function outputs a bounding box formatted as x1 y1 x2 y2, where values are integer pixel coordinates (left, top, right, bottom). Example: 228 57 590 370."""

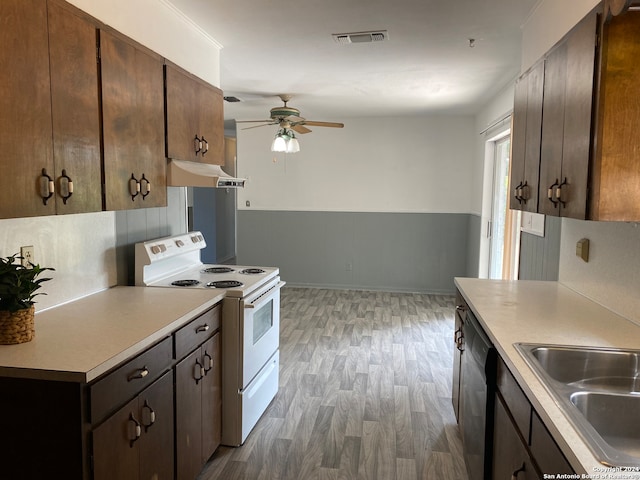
576 238 589 262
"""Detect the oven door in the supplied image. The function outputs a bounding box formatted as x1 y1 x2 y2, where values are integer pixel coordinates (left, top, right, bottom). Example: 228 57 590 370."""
240 278 285 387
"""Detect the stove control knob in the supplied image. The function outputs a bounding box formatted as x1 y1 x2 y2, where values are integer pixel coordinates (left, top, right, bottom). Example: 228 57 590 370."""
159 244 167 252
151 245 161 255
175 240 184 247
191 235 199 243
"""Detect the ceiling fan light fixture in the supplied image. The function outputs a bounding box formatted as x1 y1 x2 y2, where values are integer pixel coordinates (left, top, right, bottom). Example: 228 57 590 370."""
271 134 288 152
287 136 300 153
271 128 300 153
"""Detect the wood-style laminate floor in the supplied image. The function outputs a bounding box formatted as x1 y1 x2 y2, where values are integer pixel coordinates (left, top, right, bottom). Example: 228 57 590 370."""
198 287 469 480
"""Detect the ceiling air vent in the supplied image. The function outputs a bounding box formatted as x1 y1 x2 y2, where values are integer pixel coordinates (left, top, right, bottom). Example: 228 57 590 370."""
332 30 388 45
223 96 241 102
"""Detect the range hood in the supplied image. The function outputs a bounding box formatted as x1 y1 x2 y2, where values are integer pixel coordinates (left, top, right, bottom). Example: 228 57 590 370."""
166 159 245 188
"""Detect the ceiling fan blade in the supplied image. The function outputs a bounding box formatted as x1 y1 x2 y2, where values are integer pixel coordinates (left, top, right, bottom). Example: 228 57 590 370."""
301 121 344 128
236 119 273 123
241 122 277 130
291 124 312 134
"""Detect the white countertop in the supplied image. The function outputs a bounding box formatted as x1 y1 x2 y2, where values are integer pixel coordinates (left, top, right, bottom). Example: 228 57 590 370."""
0 286 225 383
455 278 640 478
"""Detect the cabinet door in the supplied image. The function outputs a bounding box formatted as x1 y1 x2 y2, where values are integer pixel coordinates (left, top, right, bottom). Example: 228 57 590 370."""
175 347 204 480
539 42 567 216
593 11 640 220
510 61 544 213
198 82 225 166
139 371 174 480
166 64 199 162
560 11 597 219
100 29 166 210
492 394 538 480
0 0 55 218
48 0 102 214
201 333 222 462
166 64 225 166
93 397 140 480
522 61 544 213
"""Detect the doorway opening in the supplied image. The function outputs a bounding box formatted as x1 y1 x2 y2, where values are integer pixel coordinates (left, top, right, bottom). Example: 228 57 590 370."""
484 130 520 280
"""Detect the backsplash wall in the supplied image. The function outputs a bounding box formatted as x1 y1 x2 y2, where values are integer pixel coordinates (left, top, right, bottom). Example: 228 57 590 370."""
0 213 117 312
559 219 640 326
0 187 187 312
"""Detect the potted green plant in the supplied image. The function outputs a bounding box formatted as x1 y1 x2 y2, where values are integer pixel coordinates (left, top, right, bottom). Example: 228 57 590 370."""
0 253 54 344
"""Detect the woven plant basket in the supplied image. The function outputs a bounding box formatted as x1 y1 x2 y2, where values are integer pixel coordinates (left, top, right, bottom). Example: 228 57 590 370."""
0 306 35 344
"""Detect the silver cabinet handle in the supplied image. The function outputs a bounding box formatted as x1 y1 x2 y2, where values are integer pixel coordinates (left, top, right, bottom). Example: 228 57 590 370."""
140 174 151 199
194 358 204 383
128 366 149 381
128 413 142 447
196 324 210 333
203 350 213 373
141 399 156 431
547 179 559 207
201 136 209 156
556 177 568 206
59 169 74 205
39 168 55 205
510 463 526 480
129 173 140 201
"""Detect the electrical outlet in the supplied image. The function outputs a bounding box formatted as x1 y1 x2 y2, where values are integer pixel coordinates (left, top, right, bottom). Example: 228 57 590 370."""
20 246 34 268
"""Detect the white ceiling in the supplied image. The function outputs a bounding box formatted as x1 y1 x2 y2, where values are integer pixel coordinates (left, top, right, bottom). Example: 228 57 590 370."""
168 0 540 125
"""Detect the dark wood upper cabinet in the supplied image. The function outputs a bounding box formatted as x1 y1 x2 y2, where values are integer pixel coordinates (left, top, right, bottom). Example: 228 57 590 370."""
100 28 167 210
515 7 640 221
0 0 102 218
509 60 544 213
591 10 640 220
48 0 102 214
539 10 597 219
0 0 55 218
166 63 225 165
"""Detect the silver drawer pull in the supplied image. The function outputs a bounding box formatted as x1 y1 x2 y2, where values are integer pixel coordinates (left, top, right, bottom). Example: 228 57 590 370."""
128 367 149 381
196 324 210 333
128 413 142 447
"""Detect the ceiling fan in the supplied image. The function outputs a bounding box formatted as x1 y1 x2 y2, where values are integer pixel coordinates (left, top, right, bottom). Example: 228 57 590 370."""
237 94 344 135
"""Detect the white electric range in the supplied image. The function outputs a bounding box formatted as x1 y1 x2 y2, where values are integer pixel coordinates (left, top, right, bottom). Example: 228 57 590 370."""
134 232 284 447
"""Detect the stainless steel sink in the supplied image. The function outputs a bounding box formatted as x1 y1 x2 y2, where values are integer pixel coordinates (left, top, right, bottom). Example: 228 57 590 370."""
516 343 640 467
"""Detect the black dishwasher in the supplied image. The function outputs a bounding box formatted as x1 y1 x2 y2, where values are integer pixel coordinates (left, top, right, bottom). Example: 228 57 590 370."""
459 309 496 480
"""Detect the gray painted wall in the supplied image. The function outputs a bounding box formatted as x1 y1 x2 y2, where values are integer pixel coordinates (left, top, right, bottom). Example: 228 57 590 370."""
115 186 187 285
237 210 471 294
518 215 562 281
466 214 482 278
191 187 237 264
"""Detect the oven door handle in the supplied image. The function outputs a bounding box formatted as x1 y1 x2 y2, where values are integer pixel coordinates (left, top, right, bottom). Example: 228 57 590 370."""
243 280 286 309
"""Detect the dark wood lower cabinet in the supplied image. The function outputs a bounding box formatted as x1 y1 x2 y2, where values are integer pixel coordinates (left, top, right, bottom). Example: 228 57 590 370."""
492 357 574 478
176 332 222 480
493 394 539 480
93 370 174 480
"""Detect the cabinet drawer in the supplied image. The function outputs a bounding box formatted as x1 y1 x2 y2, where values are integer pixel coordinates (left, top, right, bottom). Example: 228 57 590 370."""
175 304 221 360
530 411 573 474
496 357 531 442
90 336 172 423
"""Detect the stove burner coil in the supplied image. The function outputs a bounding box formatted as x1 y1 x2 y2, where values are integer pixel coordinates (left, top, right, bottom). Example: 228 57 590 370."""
202 267 235 274
206 280 244 289
240 268 265 275
171 279 200 287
